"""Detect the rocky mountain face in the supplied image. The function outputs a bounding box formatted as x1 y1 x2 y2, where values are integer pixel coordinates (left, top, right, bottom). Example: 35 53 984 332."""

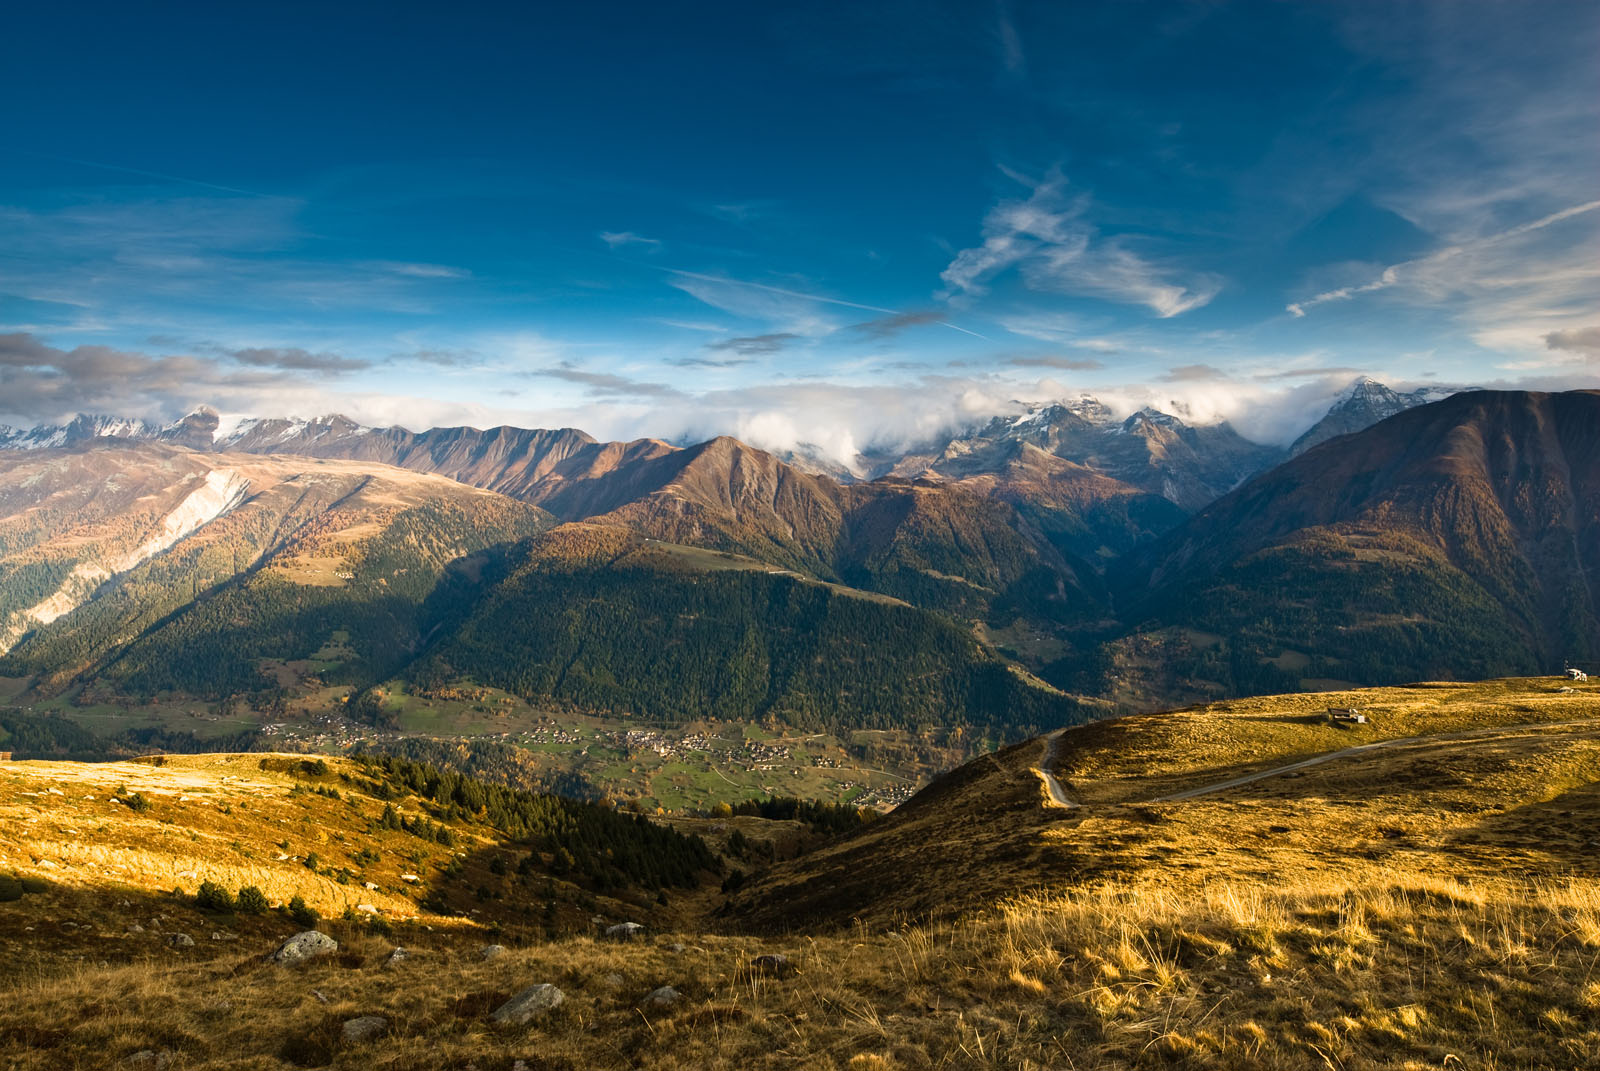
0 443 551 693
1289 376 1465 455
895 401 1285 511
0 408 220 451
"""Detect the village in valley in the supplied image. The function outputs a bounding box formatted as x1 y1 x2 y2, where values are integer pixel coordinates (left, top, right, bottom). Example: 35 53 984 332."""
4 672 934 814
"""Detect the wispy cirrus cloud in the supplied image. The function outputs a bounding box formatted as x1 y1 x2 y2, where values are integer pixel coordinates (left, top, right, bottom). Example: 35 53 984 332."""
228 346 370 373
524 361 687 400
707 332 801 356
941 170 1221 317
362 260 471 279
598 230 663 250
1287 199 1600 318
1005 355 1103 371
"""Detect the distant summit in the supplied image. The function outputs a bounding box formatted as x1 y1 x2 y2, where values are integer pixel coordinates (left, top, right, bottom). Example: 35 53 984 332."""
0 407 218 452
1290 377 1465 455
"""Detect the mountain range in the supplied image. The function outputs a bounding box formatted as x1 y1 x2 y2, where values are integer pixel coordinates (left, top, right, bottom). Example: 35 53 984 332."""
0 381 1593 728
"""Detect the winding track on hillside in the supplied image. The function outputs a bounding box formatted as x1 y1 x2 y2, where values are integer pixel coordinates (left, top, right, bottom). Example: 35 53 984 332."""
1033 729 1077 807
1035 716 1600 810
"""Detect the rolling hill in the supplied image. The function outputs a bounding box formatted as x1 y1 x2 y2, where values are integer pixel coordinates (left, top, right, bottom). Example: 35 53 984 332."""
408 522 1101 735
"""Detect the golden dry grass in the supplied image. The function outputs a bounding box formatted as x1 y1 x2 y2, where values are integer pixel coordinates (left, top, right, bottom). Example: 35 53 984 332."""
4 677 1600 1068
3 876 1597 1069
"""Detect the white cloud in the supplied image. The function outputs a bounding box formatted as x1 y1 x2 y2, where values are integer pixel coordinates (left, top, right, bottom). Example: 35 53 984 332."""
1288 199 1600 318
941 171 1220 317
599 231 663 250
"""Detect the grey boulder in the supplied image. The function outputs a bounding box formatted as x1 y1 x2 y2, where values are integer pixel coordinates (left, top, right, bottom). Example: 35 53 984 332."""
271 930 338 966
491 983 565 1025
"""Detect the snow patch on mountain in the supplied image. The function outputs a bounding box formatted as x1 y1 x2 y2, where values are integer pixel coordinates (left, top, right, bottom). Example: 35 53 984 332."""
0 469 251 652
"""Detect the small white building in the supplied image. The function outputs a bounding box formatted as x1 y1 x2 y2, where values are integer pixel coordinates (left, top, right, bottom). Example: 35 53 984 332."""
1566 668 1588 681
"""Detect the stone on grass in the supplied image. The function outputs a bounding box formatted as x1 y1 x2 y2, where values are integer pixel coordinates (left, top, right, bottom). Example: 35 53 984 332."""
490 983 564 1025
124 1051 173 1070
167 933 195 948
644 986 681 1007
385 947 410 966
271 930 338 966
605 922 644 940
341 1015 389 1043
750 953 795 977
480 943 507 960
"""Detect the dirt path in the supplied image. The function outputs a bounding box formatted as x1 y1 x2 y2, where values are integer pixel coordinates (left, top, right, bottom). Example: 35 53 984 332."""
1151 717 1600 803
1033 729 1076 808
1028 716 1600 812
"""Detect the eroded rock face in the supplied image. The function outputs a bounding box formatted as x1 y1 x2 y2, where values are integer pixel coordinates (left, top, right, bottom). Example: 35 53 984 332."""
490 984 565 1025
270 930 338 966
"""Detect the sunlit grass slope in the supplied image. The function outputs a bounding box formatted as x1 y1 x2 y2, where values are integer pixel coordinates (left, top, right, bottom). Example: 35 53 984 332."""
2 676 1598 1069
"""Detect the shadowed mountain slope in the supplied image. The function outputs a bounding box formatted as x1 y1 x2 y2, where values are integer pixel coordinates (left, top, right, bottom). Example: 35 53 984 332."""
1116 390 1600 685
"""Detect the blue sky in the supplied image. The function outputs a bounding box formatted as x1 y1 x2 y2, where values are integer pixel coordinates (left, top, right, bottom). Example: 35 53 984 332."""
1 0 1596 459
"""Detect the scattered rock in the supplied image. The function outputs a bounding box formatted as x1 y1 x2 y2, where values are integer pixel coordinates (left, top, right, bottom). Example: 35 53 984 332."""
363 881 380 891
401 873 420 883
668 942 686 954
124 1051 173 1070
271 930 338 966
602 973 624 987
605 922 644 941
480 943 507 960
751 953 795 977
385 947 410 966
356 904 378 914
644 986 681 1007
167 933 195 948
210 931 235 942
340 1015 389 1043
490 983 565 1025
126 924 144 934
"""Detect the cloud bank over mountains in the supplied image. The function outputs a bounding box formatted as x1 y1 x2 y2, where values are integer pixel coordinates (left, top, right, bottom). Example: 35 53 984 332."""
7 329 1590 472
